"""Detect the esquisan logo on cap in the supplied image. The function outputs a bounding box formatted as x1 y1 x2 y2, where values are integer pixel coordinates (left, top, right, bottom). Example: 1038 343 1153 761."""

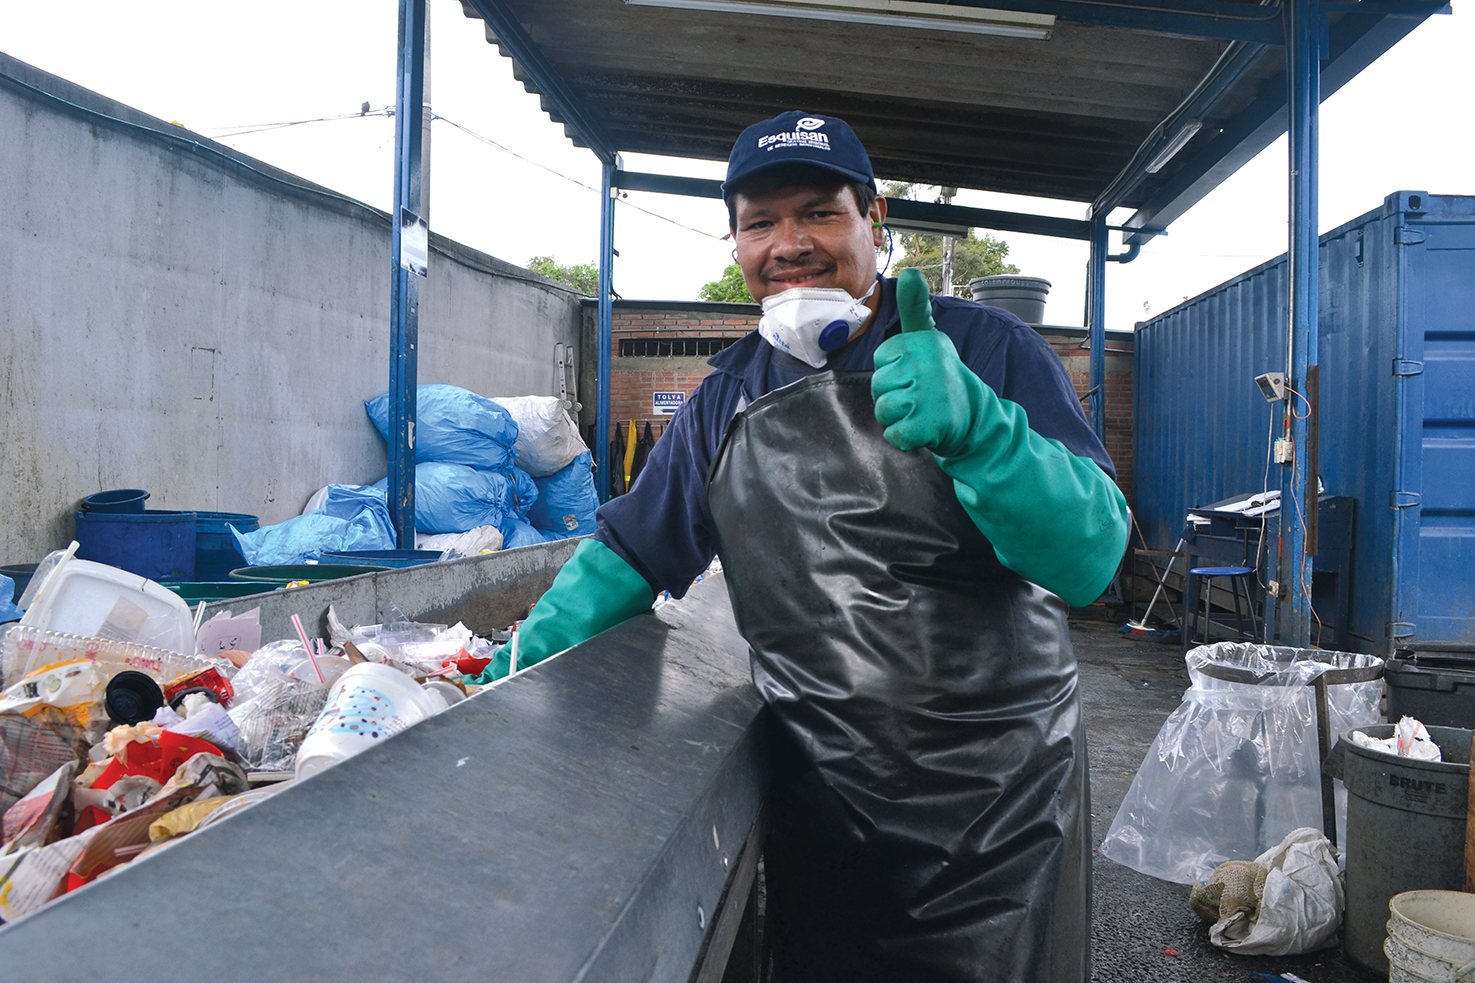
757 118 832 153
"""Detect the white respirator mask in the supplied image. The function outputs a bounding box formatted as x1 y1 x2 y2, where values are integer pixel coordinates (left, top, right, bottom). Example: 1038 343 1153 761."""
758 281 878 368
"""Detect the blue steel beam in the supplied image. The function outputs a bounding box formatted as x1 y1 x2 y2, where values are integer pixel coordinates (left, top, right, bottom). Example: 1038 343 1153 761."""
460 0 617 165
597 162 617 503
1120 6 1433 245
612 170 1093 241
947 0 1284 42
1282 0 1320 647
1092 39 1270 220
389 0 426 549
1086 216 1109 441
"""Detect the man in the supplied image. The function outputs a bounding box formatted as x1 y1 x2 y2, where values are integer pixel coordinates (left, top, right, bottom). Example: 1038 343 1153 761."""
489 112 1130 982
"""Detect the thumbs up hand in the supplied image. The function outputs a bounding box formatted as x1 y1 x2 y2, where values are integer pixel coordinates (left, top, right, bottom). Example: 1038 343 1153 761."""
872 268 983 457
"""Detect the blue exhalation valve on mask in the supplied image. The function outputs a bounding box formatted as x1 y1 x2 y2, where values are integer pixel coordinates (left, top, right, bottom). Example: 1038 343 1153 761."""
819 320 853 352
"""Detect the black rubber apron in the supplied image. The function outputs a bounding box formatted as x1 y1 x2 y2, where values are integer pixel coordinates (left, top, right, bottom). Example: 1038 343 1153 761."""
706 372 1089 983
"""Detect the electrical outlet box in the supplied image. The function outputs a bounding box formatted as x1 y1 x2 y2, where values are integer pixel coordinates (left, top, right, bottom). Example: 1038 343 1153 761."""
1273 438 1294 464
1267 580 1283 598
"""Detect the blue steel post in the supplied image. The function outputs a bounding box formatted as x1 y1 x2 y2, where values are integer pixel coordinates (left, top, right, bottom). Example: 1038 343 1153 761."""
1282 0 1320 646
1086 214 1108 441
389 0 427 547
596 161 616 502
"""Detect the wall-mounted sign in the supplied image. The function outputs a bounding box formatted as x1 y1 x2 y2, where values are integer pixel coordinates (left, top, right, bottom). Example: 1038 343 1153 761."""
653 391 685 416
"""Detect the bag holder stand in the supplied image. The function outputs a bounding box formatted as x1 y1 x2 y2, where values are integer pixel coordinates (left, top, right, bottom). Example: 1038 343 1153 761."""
1193 659 1385 849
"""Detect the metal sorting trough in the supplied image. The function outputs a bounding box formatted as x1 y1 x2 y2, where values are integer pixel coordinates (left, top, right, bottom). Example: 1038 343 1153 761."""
196 536 582 644
0 574 767 983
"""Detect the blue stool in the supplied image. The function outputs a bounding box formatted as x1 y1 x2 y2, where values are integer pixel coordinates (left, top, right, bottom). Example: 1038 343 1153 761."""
1185 565 1259 650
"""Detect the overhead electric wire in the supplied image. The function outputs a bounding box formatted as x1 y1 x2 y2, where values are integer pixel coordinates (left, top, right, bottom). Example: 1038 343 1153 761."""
430 114 725 241
205 105 726 243
206 107 393 139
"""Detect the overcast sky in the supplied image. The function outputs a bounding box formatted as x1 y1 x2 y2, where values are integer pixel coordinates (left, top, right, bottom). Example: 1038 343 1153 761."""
4 2 1470 330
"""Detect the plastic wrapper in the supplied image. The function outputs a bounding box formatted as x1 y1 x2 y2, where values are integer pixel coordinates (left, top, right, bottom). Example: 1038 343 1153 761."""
1189 827 1344 955
232 485 395 566
416 524 504 558
326 607 470 676
226 643 348 772
1099 643 1382 884
490 395 585 477
529 450 598 538
0 828 96 923
365 384 518 470
1 761 75 851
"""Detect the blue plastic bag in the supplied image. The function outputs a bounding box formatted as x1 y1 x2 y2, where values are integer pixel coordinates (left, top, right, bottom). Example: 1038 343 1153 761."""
498 516 549 550
508 466 538 519
231 485 395 566
528 451 598 539
0 574 21 622
365 385 518 470
372 462 520 534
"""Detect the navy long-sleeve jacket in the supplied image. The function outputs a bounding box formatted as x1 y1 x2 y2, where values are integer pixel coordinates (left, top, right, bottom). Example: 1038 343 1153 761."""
594 276 1115 599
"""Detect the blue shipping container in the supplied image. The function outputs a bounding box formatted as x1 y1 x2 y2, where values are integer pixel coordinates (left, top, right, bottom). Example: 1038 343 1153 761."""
1134 192 1475 656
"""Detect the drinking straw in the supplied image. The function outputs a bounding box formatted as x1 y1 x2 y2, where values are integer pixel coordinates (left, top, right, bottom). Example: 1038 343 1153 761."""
291 613 325 685
193 601 208 635
508 628 520 675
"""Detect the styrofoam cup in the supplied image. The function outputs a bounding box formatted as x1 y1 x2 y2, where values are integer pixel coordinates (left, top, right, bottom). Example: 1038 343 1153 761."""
294 663 439 780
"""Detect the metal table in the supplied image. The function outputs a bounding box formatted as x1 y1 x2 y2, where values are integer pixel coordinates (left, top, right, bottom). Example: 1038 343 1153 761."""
1183 495 1355 651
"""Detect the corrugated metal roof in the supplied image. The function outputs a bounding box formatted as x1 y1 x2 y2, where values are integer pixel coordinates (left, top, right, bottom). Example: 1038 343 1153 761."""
459 0 1430 233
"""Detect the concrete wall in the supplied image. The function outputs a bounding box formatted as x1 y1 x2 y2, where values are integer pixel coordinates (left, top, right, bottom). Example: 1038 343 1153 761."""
0 55 583 565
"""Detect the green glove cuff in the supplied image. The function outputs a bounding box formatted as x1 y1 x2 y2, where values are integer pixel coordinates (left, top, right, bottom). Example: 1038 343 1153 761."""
937 369 1130 607
464 538 654 684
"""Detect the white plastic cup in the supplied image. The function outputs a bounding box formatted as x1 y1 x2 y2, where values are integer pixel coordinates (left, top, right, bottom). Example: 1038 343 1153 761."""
294 663 440 780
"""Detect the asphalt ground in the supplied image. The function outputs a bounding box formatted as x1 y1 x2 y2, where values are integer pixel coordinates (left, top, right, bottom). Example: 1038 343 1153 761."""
1074 618 1384 983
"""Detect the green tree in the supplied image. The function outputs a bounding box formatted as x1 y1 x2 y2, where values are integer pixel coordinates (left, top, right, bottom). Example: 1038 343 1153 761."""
698 262 756 303
528 255 600 296
880 182 1018 295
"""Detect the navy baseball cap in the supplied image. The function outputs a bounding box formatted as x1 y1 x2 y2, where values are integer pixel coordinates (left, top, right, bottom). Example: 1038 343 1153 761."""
723 111 876 195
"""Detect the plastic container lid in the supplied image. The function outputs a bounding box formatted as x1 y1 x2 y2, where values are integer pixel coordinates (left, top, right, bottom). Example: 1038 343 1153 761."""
19 557 196 657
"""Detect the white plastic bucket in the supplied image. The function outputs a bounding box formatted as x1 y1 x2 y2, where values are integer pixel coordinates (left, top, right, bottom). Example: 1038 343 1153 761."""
294 663 440 780
1385 890 1475 983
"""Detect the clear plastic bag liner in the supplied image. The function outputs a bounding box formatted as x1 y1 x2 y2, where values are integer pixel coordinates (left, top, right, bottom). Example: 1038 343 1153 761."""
1099 643 1382 885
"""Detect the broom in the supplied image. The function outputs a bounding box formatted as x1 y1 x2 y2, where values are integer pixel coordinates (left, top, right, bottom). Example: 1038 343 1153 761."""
1119 535 1186 638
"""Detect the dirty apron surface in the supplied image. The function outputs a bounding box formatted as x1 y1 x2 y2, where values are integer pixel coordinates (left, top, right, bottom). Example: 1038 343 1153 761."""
706 371 1089 983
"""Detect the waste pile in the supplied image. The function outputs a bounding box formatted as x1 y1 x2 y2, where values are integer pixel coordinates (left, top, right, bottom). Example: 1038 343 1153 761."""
0 546 515 926
233 386 598 566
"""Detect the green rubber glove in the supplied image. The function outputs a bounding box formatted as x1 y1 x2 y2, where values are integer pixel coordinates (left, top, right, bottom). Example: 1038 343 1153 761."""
872 268 1130 606
462 538 655 684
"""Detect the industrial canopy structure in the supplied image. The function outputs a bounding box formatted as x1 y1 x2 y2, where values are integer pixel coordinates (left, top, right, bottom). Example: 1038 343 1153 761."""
381 0 1445 646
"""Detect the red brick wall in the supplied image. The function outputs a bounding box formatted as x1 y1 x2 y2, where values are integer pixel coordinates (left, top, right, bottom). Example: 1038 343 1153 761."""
595 302 1135 507
607 305 759 444
1040 331 1135 505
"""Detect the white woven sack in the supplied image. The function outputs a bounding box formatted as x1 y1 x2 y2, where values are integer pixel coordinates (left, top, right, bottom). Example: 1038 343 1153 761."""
492 396 586 477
